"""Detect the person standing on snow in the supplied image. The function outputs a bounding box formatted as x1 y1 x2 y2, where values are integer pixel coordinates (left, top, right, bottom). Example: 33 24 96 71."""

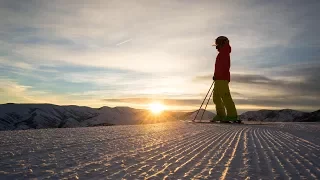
211 36 238 122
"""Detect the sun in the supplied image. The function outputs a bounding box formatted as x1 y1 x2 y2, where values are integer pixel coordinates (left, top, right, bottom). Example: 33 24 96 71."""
148 102 166 115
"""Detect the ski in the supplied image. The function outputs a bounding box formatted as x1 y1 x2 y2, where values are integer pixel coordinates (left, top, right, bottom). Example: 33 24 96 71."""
190 120 243 124
218 120 243 124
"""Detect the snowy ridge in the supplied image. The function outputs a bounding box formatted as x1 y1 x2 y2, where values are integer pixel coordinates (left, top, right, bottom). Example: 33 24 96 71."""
0 104 200 131
240 109 320 122
0 104 148 131
1 103 319 131
0 104 99 131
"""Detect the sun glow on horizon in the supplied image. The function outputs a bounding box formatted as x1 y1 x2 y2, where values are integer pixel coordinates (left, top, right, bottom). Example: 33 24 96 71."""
148 102 166 115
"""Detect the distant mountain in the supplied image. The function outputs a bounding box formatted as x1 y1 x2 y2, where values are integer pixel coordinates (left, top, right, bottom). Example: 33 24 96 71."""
1 103 318 131
240 109 320 122
0 104 99 131
0 103 207 131
297 110 320 122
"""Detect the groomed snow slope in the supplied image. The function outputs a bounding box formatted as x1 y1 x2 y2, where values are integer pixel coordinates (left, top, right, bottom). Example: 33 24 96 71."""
0 122 319 179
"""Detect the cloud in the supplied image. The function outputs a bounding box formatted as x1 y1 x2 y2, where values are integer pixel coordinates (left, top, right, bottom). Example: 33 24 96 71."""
196 61 320 91
103 98 201 106
0 78 36 103
1 0 319 112
192 61 320 111
234 96 320 109
234 65 320 97
0 78 101 107
192 74 275 83
2 0 317 74
0 58 35 70
116 39 132 46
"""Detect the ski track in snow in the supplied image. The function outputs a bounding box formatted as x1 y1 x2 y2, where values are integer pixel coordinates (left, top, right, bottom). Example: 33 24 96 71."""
0 122 319 179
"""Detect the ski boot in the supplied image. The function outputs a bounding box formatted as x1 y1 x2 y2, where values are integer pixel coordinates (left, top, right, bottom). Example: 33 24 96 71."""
221 116 242 124
210 115 225 123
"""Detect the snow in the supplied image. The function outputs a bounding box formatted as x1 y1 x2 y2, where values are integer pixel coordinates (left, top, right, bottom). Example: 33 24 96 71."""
0 122 319 179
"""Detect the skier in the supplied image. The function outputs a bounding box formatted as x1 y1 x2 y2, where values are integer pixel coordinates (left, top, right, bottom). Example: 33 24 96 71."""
211 36 238 122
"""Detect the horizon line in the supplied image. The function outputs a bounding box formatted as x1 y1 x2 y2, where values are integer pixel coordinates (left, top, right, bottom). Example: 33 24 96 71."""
1 102 319 114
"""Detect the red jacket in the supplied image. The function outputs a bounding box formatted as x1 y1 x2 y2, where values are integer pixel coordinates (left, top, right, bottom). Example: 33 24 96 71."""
214 42 231 82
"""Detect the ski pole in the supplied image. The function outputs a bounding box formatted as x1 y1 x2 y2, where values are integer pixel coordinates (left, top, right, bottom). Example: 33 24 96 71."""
200 88 214 122
192 81 214 122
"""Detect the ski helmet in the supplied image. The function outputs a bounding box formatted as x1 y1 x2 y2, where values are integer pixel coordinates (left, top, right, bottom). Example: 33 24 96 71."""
214 36 229 49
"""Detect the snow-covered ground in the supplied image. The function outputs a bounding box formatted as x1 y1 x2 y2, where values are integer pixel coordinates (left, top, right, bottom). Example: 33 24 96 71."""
0 122 319 179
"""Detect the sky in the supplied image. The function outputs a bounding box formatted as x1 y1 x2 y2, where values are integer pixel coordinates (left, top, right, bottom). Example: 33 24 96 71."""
0 0 320 113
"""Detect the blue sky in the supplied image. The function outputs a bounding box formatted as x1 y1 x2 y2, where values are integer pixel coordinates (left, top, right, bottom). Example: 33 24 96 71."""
0 0 319 112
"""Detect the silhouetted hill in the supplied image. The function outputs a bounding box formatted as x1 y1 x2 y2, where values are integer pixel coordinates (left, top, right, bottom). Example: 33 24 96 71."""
0 103 214 130
240 109 320 122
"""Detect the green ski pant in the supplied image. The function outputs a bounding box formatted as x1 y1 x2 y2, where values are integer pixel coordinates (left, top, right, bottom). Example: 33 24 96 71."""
212 80 238 117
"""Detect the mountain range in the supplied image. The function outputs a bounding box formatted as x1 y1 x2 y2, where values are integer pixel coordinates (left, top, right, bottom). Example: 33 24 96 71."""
0 103 319 131
240 109 320 122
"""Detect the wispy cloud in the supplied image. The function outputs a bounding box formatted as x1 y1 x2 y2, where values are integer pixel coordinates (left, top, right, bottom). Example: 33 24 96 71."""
116 39 132 46
0 58 35 70
103 98 201 106
193 61 320 111
0 78 114 107
2 0 314 73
